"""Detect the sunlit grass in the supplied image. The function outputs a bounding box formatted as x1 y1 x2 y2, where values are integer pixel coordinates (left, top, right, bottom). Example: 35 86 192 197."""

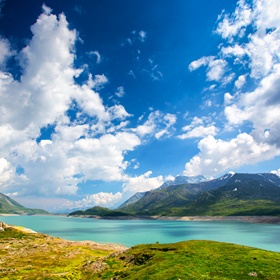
94 240 280 280
0 226 116 280
1 224 280 279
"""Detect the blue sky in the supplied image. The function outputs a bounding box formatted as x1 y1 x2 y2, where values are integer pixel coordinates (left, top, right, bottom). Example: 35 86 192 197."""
0 0 280 212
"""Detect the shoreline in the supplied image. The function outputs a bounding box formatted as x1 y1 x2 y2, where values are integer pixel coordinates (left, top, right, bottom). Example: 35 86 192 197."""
153 215 280 224
69 214 280 224
0 221 127 251
0 213 20 216
2 212 280 224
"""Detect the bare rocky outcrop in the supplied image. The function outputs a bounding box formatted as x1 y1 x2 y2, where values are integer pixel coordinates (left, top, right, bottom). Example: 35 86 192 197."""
0 222 8 231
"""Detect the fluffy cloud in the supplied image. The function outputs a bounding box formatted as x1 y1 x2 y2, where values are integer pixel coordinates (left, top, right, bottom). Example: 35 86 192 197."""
1 125 141 197
179 125 217 139
0 158 15 188
115 86 125 98
189 56 228 82
217 0 280 79
188 56 214 71
234 75 246 89
207 59 228 82
155 113 177 139
224 92 234 105
134 111 176 139
0 6 143 199
226 64 280 146
184 0 280 176
178 117 217 139
87 74 108 90
215 0 252 39
122 171 163 195
184 133 277 177
63 192 123 210
60 171 164 210
0 10 78 132
0 37 11 66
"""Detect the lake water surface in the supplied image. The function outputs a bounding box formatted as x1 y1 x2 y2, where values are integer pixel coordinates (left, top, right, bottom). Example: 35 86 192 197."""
1 215 280 252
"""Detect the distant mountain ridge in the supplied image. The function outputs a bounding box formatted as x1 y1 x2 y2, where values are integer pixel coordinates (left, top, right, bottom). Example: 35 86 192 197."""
118 172 280 216
0 193 48 215
181 173 280 216
118 175 207 209
157 175 208 189
118 192 147 209
68 206 131 217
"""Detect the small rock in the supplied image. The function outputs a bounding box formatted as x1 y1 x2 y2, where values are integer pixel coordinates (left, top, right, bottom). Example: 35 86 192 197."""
248 271 258 277
0 222 6 231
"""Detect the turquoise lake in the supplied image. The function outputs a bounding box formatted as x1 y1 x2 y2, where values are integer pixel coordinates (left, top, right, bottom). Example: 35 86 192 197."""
1 215 280 252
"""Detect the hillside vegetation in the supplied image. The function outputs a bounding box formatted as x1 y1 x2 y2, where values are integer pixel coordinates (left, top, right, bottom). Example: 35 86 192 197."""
118 173 280 217
0 193 48 215
95 240 280 280
68 206 132 217
1 222 280 279
0 222 124 279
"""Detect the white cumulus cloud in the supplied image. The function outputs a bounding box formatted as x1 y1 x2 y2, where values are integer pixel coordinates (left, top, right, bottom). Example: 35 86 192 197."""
178 117 217 139
0 6 143 200
134 111 176 139
184 0 280 176
115 86 125 98
122 171 163 195
63 192 123 210
184 133 277 177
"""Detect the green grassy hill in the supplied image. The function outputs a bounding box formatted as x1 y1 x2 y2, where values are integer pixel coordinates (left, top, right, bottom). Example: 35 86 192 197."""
0 222 120 279
1 223 280 279
0 193 48 214
95 240 280 280
69 206 131 217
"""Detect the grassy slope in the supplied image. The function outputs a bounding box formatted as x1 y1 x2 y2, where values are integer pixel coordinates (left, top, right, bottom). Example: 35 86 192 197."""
1 224 280 279
167 199 280 217
0 193 48 215
95 240 280 280
69 206 131 217
0 225 119 280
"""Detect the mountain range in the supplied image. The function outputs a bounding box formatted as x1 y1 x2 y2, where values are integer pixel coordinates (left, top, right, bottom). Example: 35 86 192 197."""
68 172 280 217
117 172 280 216
0 193 48 215
117 175 208 209
2 172 280 217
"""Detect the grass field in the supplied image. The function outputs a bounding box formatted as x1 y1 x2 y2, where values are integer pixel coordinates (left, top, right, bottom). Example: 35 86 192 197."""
1 223 280 279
